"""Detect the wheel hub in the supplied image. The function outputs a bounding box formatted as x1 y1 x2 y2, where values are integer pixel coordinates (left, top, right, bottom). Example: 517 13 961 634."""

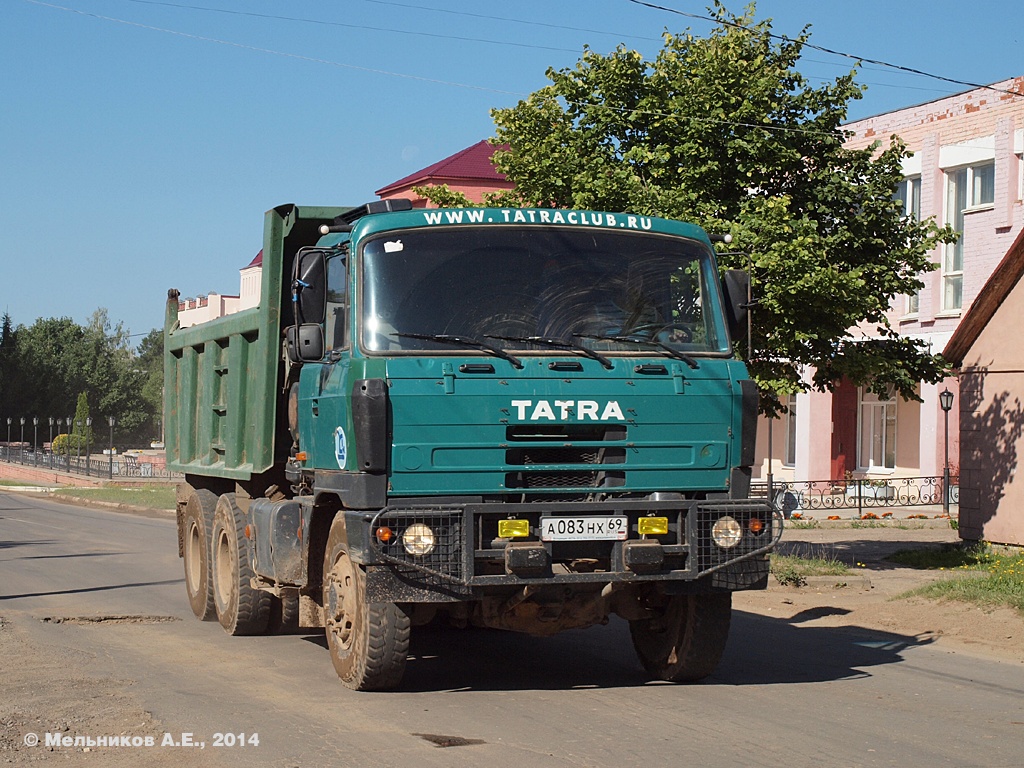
325 553 355 651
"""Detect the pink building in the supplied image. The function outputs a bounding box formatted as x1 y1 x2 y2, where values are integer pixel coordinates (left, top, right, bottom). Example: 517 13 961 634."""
375 140 514 207
177 250 262 328
760 77 1024 486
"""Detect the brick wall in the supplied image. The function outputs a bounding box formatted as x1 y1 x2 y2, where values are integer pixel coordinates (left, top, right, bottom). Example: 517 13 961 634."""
845 77 1024 151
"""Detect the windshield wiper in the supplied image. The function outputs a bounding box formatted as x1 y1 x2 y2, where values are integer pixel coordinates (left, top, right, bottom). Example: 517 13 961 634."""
574 333 700 370
484 334 614 369
393 332 524 369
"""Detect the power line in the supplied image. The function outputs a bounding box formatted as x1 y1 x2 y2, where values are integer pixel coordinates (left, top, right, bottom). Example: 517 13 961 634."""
118 0 587 54
25 0 526 96
17 0 979 139
626 0 1024 99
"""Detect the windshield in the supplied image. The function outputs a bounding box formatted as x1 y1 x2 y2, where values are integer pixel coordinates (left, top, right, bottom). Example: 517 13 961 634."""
360 226 729 356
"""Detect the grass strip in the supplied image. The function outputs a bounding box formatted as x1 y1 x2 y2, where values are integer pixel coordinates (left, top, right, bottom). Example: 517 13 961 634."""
53 485 176 511
890 543 1024 615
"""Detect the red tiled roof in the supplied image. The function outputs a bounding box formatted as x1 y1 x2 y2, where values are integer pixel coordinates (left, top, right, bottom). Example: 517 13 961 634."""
244 249 263 269
375 140 507 196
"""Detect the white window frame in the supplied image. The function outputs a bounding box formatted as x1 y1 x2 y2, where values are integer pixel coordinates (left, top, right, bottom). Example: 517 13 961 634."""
858 385 897 472
783 394 797 467
896 176 922 316
943 163 994 312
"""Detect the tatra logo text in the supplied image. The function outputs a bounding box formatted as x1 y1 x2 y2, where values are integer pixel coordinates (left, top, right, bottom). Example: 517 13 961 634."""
422 209 653 231
511 399 625 421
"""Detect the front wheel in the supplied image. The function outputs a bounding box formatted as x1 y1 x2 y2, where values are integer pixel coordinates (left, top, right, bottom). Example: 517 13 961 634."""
211 493 272 636
322 515 410 690
630 593 732 682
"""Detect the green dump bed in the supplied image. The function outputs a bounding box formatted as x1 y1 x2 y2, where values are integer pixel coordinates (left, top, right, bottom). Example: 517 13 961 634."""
164 205 348 480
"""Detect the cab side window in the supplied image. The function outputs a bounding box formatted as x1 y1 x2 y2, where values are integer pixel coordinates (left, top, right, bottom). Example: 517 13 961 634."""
325 254 348 351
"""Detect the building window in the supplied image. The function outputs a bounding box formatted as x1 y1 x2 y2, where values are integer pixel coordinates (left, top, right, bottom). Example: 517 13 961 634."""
895 177 921 315
895 176 921 220
944 163 994 311
858 385 896 471
783 394 797 467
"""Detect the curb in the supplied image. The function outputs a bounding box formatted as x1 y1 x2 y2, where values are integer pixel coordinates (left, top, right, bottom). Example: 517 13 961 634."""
1 484 175 520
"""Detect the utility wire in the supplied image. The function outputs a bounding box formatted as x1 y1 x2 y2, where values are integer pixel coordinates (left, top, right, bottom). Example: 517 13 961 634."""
62 0 971 99
17 1 970 138
118 0 583 53
627 0 1024 99
24 0 526 96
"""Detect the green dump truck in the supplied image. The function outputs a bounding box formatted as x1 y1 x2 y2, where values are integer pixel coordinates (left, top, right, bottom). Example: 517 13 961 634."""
165 201 780 690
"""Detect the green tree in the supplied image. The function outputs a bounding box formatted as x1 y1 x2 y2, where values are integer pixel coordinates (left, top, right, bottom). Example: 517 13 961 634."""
136 329 164 444
420 2 954 407
72 391 93 450
0 309 161 447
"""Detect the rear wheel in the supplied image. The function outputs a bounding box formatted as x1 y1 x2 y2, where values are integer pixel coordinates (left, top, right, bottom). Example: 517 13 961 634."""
266 593 301 634
630 593 732 682
182 489 217 620
211 493 272 636
322 515 410 690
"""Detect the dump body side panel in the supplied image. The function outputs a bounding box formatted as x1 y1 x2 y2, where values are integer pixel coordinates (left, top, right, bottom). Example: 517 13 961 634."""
164 205 351 479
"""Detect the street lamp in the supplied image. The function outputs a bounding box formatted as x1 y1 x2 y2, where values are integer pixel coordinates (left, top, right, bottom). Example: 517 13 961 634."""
108 416 115 479
85 417 92 477
5 417 10 454
49 417 55 468
33 417 38 465
75 419 82 469
19 417 25 461
939 388 954 516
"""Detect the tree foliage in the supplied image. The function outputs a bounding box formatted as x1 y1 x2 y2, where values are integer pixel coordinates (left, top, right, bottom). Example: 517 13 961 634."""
0 309 161 448
419 2 954 407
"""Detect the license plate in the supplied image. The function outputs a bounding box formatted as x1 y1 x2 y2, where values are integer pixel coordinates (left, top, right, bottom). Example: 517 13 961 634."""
540 516 628 541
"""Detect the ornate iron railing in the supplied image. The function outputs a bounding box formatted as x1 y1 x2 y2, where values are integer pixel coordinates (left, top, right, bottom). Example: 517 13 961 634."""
751 476 958 514
0 446 182 481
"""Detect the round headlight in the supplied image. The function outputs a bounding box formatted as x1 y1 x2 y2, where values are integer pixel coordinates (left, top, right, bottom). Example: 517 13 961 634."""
402 523 436 556
711 516 742 549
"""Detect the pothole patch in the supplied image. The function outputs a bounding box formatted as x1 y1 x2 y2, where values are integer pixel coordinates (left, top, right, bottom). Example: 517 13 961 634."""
414 733 486 748
40 615 181 625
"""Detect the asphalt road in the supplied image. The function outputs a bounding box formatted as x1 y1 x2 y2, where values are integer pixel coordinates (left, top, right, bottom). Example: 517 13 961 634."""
2 490 1022 767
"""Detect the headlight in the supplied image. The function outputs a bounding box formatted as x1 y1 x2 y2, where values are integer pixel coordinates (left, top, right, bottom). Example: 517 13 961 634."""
402 523 436 556
711 516 742 548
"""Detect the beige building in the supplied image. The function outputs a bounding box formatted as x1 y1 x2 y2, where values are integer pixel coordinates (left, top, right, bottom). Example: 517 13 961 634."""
944 227 1024 546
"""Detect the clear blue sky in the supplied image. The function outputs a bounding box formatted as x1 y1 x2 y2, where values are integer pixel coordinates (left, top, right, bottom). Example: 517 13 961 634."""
2 0 1020 340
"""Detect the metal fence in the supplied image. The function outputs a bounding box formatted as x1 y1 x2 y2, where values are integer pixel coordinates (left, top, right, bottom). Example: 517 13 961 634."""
751 476 959 515
0 446 182 480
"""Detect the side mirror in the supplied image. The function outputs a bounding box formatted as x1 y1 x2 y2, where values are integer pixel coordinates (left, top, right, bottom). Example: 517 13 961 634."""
293 249 327 325
286 324 325 363
721 269 749 343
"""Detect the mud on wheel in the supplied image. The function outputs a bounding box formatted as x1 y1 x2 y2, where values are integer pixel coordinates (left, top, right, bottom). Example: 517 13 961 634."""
322 515 410 691
182 489 218 621
630 592 732 683
211 493 273 636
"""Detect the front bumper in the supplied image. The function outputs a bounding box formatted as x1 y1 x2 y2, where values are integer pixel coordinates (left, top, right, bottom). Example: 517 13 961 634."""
360 498 781 600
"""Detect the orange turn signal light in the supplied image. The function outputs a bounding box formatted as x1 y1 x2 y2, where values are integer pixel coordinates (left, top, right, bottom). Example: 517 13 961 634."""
375 526 394 544
296 451 308 462
748 518 765 535
244 524 252 539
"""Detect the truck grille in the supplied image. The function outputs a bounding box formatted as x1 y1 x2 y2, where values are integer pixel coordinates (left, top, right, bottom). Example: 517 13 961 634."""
505 424 627 496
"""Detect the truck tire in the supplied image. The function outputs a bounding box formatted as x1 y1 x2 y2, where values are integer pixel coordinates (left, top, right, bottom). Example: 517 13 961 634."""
211 493 272 636
182 489 217 621
266 594 301 634
322 515 410 690
630 593 732 683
